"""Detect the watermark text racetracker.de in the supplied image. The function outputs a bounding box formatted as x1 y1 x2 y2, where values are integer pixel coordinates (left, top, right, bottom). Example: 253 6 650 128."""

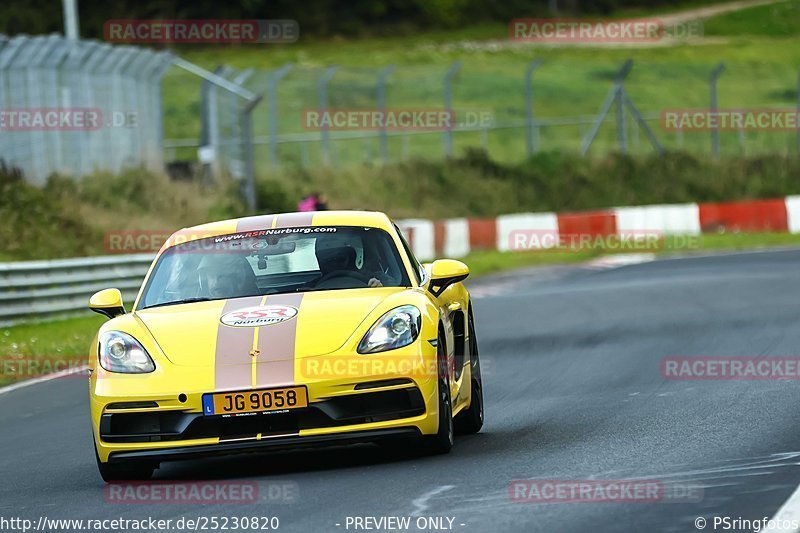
0 357 86 381
0 109 138 131
508 230 700 252
662 109 800 131
509 18 703 43
661 356 800 380
301 109 495 132
103 480 298 505
104 19 298 44
104 227 338 254
509 479 703 503
298 353 496 380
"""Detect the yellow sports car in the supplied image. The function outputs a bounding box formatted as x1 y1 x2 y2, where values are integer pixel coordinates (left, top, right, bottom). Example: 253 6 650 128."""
88 210 483 481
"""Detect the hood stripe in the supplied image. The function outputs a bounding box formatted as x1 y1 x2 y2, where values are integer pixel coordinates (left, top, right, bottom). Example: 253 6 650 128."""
255 292 304 388
236 214 276 232
275 212 314 228
214 296 263 391
213 213 312 393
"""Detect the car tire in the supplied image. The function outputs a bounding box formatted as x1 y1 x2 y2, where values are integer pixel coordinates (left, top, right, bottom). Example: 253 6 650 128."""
455 310 484 435
95 442 155 483
423 330 454 455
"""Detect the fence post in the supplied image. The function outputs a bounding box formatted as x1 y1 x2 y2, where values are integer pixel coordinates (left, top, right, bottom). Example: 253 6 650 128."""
615 78 627 153
267 64 293 167
82 43 111 177
376 65 395 164
242 95 263 212
130 51 164 173
173 57 261 208
220 67 241 175
525 59 543 156
199 66 223 185
317 66 338 165
581 59 632 156
443 61 461 158
149 54 173 173
621 91 664 156
710 62 725 157
0 38 22 175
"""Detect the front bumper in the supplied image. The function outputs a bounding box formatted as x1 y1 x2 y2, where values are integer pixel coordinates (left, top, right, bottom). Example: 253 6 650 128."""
92 369 440 463
100 386 426 443
107 427 421 464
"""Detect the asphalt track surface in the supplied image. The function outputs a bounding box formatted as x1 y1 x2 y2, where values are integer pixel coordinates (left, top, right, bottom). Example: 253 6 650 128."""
3 248 800 532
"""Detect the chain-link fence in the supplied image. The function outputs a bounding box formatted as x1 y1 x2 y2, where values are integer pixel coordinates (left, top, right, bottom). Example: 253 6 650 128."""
163 56 800 191
0 34 173 184
3 35 797 189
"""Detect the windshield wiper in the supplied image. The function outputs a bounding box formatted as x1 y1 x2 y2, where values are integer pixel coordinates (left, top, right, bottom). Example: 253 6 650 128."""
142 297 213 309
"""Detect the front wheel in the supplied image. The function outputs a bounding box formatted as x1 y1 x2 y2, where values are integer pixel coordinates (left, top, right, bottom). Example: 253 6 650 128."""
423 331 454 454
454 310 484 434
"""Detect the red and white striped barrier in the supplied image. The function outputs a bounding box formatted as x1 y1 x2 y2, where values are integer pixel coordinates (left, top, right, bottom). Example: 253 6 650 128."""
397 196 800 261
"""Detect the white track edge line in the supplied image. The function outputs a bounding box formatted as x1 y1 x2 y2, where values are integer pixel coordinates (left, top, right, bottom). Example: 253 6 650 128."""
764 483 800 533
0 365 89 397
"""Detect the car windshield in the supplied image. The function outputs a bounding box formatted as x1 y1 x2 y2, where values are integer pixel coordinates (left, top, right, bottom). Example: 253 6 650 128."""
138 226 411 309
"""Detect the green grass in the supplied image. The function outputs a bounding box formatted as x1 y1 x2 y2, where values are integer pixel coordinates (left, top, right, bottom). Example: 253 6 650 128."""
259 150 800 219
612 0 761 17
0 315 104 385
464 248 601 277
703 0 800 37
679 231 800 251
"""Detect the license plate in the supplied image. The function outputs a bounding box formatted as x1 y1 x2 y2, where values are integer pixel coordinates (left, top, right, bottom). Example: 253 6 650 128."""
202 386 308 416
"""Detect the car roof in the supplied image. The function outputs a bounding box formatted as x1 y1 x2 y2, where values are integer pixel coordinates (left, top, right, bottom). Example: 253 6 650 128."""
161 210 396 250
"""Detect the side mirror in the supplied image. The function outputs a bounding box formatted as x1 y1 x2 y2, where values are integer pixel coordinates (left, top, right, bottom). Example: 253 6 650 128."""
428 259 469 297
89 288 126 320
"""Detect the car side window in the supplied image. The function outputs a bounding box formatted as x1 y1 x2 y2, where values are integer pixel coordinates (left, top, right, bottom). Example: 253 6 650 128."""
393 223 423 284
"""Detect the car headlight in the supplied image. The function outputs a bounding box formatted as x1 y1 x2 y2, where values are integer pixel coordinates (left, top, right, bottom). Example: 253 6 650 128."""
98 331 155 373
357 305 421 354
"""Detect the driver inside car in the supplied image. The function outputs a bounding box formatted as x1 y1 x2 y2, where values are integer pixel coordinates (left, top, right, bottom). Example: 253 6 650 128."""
197 254 260 299
313 237 383 288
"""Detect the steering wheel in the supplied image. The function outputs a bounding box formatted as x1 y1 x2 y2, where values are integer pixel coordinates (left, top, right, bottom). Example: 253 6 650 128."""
314 270 372 289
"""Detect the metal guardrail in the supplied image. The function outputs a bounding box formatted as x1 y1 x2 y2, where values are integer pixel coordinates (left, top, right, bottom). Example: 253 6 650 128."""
0 254 154 326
